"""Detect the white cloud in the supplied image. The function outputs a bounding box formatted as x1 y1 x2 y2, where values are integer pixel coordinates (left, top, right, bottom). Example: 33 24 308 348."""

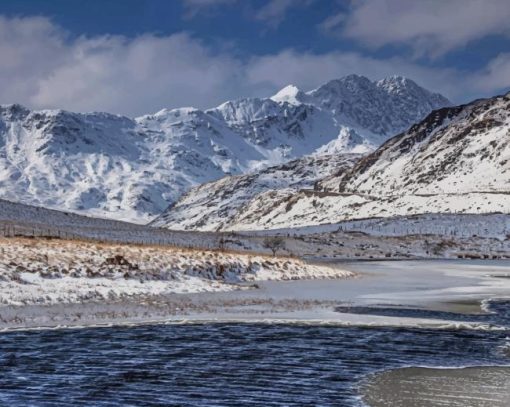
327 0 510 58
0 15 508 116
254 0 314 28
0 16 68 104
181 0 238 18
472 52 510 94
30 33 245 116
0 16 247 116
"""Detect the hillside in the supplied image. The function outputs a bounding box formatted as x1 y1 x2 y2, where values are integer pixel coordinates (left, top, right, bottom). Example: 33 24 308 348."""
0 198 221 248
2 196 510 266
150 153 360 231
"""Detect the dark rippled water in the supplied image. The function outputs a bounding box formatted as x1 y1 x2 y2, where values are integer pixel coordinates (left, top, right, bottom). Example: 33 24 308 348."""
0 304 509 406
335 299 510 326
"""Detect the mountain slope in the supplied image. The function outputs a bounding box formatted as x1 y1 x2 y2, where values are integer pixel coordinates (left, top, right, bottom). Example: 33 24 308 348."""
0 75 449 222
154 92 509 231
150 153 360 231
320 93 510 195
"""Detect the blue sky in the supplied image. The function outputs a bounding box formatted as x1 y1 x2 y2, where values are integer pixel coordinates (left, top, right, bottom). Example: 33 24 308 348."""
0 0 508 115
0 1 351 55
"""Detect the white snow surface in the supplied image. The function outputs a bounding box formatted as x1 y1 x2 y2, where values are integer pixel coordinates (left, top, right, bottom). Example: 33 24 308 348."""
0 75 449 223
228 191 510 231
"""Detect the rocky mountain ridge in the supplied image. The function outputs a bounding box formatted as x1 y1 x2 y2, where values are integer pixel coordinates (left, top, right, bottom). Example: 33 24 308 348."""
0 75 449 222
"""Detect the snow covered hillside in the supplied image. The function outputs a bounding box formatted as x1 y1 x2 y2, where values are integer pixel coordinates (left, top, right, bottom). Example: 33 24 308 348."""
0 75 448 222
0 198 224 249
150 153 360 231
2 196 509 264
320 92 510 195
155 93 509 231
247 213 510 241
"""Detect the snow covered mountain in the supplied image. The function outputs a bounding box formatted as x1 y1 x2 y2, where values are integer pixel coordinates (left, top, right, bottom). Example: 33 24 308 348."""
0 75 449 222
272 75 449 142
320 92 510 195
154 92 509 231
150 153 360 231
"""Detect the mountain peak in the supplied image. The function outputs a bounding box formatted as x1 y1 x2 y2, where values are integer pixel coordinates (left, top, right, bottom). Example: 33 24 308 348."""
315 75 373 94
377 75 451 106
340 73 372 82
0 103 31 120
377 75 422 92
383 74 411 82
304 74 450 137
271 84 305 105
154 107 200 117
377 75 414 87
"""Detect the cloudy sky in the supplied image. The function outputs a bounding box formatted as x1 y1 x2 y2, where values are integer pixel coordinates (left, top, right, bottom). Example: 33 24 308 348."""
0 0 509 116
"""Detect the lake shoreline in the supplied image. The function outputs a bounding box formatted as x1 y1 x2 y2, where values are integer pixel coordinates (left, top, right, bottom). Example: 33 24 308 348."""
1 259 510 332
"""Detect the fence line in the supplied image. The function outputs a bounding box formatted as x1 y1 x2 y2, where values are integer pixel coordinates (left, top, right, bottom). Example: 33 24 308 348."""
0 221 272 253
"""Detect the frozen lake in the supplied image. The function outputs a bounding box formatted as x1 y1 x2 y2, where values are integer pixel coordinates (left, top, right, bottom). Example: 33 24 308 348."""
168 259 510 328
2 260 510 329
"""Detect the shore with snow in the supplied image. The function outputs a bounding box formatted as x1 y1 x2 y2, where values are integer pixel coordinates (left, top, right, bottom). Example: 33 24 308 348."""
0 246 509 331
0 237 353 308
